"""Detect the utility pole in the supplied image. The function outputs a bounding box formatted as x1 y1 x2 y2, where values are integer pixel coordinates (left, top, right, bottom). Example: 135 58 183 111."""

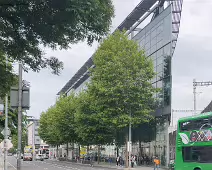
127 29 134 170
17 63 23 170
4 56 8 170
4 95 8 170
193 79 197 115
193 79 212 115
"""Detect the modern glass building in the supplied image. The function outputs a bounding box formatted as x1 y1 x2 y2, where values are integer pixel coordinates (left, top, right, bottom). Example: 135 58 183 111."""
58 0 182 117
57 0 183 165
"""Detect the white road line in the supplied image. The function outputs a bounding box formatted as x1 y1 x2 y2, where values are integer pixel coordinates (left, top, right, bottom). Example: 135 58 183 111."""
8 162 16 170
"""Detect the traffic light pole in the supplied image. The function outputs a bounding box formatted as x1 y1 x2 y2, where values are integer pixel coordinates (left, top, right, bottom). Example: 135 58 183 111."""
17 63 23 170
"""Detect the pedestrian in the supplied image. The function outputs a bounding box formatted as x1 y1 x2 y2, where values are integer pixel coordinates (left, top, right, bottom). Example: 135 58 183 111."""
108 155 112 165
131 155 135 168
134 155 137 167
116 156 120 166
153 156 160 170
90 154 94 167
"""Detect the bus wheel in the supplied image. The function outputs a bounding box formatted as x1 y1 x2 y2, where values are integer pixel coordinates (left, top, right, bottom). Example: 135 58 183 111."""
194 168 201 170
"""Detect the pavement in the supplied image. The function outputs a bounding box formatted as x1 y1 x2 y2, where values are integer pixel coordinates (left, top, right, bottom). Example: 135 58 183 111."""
0 156 166 170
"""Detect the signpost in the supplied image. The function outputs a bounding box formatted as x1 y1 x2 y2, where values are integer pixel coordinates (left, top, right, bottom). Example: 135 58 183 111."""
1 128 11 136
10 64 30 170
0 139 13 150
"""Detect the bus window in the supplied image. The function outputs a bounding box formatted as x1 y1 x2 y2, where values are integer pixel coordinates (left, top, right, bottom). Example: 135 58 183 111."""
182 147 191 162
180 121 193 131
180 118 212 132
182 146 212 163
193 118 211 130
193 119 203 130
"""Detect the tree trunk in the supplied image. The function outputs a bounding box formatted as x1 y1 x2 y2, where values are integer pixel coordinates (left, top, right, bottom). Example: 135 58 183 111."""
139 140 142 157
78 145 80 158
116 146 119 157
56 145 59 158
125 135 128 168
97 145 100 164
66 143 69 160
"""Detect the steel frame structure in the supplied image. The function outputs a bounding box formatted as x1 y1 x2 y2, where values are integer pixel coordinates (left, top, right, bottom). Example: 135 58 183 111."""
193 79 212 115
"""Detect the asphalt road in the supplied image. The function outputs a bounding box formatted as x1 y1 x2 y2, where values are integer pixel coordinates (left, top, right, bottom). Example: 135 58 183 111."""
0 156 163 170
1 156 122 170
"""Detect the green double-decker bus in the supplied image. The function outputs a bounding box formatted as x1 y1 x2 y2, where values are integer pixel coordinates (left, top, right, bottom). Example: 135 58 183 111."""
175 112 212 170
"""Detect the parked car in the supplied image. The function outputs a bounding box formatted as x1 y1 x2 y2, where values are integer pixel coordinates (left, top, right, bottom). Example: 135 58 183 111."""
35 154 44 161
14 153 23 159
23 153 32 161
7 153 13 156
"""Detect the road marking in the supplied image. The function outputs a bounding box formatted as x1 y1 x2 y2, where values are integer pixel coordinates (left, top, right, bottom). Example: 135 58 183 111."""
8 162 16 170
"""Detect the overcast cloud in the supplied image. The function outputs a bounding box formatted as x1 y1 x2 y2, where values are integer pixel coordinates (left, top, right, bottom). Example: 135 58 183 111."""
23 0 212 123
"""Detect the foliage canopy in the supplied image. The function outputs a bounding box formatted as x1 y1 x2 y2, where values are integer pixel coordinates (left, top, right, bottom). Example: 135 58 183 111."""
0 0 114 74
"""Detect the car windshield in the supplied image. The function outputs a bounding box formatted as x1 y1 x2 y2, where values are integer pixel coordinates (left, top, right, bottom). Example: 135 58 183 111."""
24 153 31 156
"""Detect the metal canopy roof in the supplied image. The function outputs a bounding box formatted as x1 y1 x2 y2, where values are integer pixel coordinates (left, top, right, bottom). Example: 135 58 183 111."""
117 0 158 31
57 57 93 95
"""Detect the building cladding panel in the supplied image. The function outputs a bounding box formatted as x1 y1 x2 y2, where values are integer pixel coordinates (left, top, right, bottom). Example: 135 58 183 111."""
133 5 172 116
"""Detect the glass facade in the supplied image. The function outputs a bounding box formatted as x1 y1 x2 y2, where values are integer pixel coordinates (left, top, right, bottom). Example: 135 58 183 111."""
133 5 172 116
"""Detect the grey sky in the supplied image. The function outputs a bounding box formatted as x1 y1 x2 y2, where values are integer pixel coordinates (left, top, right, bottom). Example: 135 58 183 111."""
22 0 212 122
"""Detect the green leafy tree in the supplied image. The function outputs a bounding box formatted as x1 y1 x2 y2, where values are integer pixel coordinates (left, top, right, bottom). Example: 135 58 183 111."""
75 91 114 146
75 91 115 163
39 107 62 147
55 94 78 143
0 54 17 98
0 0 114 74
53 93 80 157
87 31 157 130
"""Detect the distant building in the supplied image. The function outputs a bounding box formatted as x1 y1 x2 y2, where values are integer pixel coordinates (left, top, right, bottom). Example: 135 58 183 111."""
27 119 47 150
202 101 212 113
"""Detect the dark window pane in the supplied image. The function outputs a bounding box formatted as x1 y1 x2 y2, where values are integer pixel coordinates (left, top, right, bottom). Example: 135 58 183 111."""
180 121 193 131
183 146 212 163
180 117 212 132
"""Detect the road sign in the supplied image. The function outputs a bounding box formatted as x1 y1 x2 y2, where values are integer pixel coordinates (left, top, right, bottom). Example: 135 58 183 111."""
1 128 11 136
0 139 13 150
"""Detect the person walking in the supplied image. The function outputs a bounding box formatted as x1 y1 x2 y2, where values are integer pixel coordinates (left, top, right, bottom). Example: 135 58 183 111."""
131 155 135 168
90 154 94 167
153 156 160 170
116 156 120 166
